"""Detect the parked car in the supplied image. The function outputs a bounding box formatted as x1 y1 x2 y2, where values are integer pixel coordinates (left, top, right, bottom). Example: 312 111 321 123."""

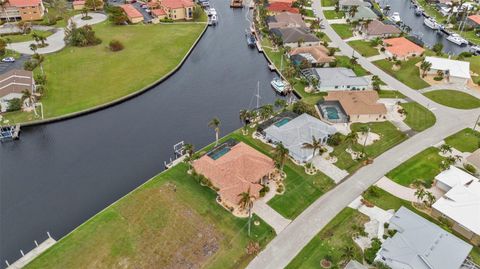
1 57 15 63
141 4 147 8
471 45 480 56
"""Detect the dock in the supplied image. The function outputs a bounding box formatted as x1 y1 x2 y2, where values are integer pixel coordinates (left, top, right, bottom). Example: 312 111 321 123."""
6 237 56 269
0 124 20 142
230 0 243 8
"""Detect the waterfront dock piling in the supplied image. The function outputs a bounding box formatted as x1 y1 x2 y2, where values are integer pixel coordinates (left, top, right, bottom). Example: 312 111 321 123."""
6 233 56 269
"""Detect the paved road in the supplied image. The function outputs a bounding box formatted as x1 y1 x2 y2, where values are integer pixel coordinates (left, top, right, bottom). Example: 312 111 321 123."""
0 54 28 73
246 2 480 268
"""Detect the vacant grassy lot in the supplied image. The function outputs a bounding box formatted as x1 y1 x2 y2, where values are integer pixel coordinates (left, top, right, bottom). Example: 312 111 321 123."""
335 55 369 76
386 147 445 187
9 22 205 122
373 58 430 90
445 128 480 153
424 90 480 109
401 102 436 132
286 208 368 268
324 10 345 19
26 163 274 269
331 24 353 39
348 40 379 57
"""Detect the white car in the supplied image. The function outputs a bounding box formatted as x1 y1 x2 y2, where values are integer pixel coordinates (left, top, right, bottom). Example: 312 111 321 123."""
1 57 15 63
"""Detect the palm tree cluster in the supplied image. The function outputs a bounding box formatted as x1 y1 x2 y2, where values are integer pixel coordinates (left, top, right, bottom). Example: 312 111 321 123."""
420 60 432 78
302 136 327 163
32 32 48 48
414 187 436 207
273 142 289 172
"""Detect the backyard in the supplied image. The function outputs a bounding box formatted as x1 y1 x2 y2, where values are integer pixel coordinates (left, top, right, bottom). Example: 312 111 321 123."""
373 58 430 90
444 128 480 153
26 163 275 269
424 90 480 109
347 40 379 57
331 24 353 39
386 147 445 187
401 102 436 132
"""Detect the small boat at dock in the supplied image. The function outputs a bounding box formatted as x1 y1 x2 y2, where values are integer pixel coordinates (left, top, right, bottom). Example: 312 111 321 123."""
270 77 287 94
414 6 423 15
390 12 401 23
246 33 256 48
0 124 20 142
446 33 468 46
424 17 439 30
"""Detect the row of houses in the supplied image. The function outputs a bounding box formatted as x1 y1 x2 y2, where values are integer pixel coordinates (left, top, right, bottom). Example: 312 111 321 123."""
0 0 45 21
120 0 195 23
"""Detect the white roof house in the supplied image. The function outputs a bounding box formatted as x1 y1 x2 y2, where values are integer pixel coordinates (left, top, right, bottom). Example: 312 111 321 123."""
435 165 478 192
432 180 480 240
376 207 472 269
424 56 471 80
263 113 336 163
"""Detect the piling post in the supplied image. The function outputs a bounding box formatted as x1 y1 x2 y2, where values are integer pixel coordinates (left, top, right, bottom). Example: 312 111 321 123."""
5 260 10 267
20 250 24 257
34 240 39 247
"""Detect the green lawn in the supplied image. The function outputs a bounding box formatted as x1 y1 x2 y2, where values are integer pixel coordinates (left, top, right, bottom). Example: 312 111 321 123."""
321 0 337 6
323 10 345 19
26 163 275 269
4 22 206 123
304 9 315 17
331 24 353 39
348 40 379 57
2 30 53 43
373 58 430 90
444 128 480 153
386 147 445 187
401 102 436 132
335 55 369 76
377 90 406 99
286 208 368 268
424 90 480 109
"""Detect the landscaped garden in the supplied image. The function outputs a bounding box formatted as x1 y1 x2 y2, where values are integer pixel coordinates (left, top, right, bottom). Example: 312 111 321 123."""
444 128 480 153
373 58 430 90
401 102 436 132
330 24 353 39
26 163 275 269
424 90 480 109
347 40 379 57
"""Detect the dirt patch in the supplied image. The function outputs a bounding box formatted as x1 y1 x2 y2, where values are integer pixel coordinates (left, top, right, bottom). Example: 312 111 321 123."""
356 132 380 146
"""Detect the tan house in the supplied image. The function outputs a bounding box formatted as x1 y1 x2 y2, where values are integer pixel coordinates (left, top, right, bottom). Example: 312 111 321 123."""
158 0 195 20
120 4 144 23
322 91 387 122
364 19 401 40
0 0 45 21
288 45 335 66
0 69 35 113
267 11 307 30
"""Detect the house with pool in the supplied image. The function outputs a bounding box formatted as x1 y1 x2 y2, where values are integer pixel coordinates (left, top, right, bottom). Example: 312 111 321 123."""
318 91 387 123
302 67 370 92
192 140 276 214
258 112 336 163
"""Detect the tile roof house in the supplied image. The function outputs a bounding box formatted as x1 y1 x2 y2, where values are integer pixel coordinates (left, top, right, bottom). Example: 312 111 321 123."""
263 113 336 163
268 0 296 5
120 4 144 23
192 142 275 208
339 0 368 9
383 37 425 60
364 20 401 39
432 180 480 245
466 148 480 170
424 56 471 84
266 2 299 15
323 91 387 122
308 67 370 91
288 45 335 66
0 0 45 21
434 165 478 192
270 27 320 48
348 6 377 21
160 0 195 20
376 207 473 269
0 69 35 113
467 14 480 27
267 12 307 29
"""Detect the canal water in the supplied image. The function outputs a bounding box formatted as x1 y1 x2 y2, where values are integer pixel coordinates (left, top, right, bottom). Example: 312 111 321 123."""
0 1 286 263
378 0 471 55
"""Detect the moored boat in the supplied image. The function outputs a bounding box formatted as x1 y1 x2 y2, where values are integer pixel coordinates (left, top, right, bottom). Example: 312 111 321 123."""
446 33 468 46
423 17 439 30
270 77 287 94
390 12 401 23
246 33 256 48
414 6 423 15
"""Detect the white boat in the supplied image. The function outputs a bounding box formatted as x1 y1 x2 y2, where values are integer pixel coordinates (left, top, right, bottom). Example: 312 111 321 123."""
207 8 217 16
208 14 218 25
270 77 287 94
446 33 468 46
414 6 423 16
390 12 401 23
423 17 439 30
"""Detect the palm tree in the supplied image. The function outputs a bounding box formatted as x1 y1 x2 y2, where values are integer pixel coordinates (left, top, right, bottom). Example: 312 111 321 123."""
439 144 452 154
239 109 251 134
350 55 358 66
273 142 289 172
37 35 47 47
260 104 274 120
274 99 287 111
29 43 37 54
208 117 221 146
420 60 432 78
302 136 326 161
238 188 254 236
424 191 436 207
284 65 296 79
183 143 194 157
32 53 45 75
348 5 358 18
341 245 355 261
344 131 358 149
414 187 426 203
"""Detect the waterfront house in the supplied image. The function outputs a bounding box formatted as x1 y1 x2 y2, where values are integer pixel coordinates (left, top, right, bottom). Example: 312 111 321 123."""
288 45 335 66
434 165 478 192
159 0 195 20
338 0 368 10
364 20 401 40
262 113 336 163
467 14 480 28
270 27 320 48
423 56 471 85
266 2 299 15
383 37 425 60
432 180 480 244
467 148 480 170
375 207 473 269
267 12 307 30
0 0 45 21
192 141 275 211
347 6 377 22
306 67 370 91
0 69 35 113
321 91 387 122
120 4 143 23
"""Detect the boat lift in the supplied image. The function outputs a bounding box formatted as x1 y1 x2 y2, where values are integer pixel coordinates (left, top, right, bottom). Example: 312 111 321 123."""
0 124 20 142
164 141 187 169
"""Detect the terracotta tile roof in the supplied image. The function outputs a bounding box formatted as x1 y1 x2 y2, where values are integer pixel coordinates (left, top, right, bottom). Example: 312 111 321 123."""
72 0 85 5
366 19 401 35
121 4 143 19
468 15 480 25
324 91 387 116
192 142 275 205
289 45 334 64
151 8 166 16
8 0 42 7
161 0 194 9
267 2 299 13
383 37 424 57
0 69 34 98
269 0 296 4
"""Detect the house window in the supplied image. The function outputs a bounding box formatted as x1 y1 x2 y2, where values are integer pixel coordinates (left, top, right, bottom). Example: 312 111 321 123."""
347 86 350 88
334 86 338 89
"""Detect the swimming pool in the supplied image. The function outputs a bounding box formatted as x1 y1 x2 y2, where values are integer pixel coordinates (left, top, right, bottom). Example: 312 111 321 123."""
274 117 291 127
325 107 340 120
208 146 231 160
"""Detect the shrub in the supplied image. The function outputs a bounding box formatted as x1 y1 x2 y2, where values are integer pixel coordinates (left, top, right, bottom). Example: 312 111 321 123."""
433 76 443 81
109 39 124 51
327 132 342 146
7 98 22 111
160 18 174 23
292 100 317 117
64 24 101 47
364 238 382 264
259 185 270 197
387 229 396 237
24 60 38 71
464 163 477 174
383 222 389 229
276 184 284 193
458 51 472 58
364 186 381 198
107 6 128 25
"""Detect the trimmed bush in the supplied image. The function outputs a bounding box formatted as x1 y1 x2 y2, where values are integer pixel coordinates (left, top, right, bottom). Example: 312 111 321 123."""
109 39 124 52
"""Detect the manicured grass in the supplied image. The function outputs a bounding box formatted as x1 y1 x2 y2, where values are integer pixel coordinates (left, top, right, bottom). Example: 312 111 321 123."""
2 30 53 43
386 147 445 187
261 38 288 71
6 22 205 123
401 102 436 132
304 9 315 17
348 40 379 57
444 128 480 153
373 58 430 90
330 24 353 39
286 208 368 268
424 90 480 109
26 163 275 269
377 90 405 99
335 55 369 76
323 10 345 19
321 0 337 6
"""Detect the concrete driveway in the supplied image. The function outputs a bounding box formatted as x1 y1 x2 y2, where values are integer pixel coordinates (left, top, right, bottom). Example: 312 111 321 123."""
0 54 28 74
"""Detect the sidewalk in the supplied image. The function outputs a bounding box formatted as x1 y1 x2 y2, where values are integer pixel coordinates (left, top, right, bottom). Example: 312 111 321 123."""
312 156 349 183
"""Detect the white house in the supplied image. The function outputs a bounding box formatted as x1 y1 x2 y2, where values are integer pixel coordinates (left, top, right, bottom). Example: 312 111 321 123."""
434 165 478 192
307 67 370 91
424 56 471 84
